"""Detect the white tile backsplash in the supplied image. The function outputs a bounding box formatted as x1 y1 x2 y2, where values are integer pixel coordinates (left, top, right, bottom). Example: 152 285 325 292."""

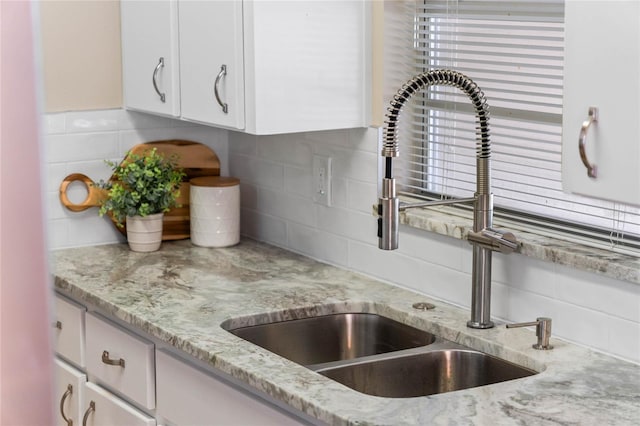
45 109 640 363
229 125 640 364
45 109 228 249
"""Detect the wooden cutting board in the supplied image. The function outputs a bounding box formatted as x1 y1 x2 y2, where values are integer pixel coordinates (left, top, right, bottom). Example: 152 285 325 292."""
59 140 221 240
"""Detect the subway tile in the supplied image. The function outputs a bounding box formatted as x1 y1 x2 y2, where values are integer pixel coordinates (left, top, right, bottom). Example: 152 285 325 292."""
491 252 558 299
554 264 640 323
606 316 640 363
119 110 185 130
305 129 349 148
239 183 258 210
284 166 313 198
43 113 66 135
553 301 612 355
287 223 349 268
46 132 120 163
326 147 377 183
256 135 312 168
47 219 69 250
252 159 285 190
240 209 287 246
347 180 377 213
46 163 68 192
504 287 559 324
65 159 115 183
347 127 380 153
316 204 377 244
228 131 258 155
66 214 124 247
330 176 348 209
348 241 423 291
65 110 120 133
257 187 315 228
47 191 71 220
397 226 465 271
415 261 472 308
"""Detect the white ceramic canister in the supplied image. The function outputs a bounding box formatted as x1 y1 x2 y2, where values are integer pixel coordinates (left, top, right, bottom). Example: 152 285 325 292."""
189 176 240 247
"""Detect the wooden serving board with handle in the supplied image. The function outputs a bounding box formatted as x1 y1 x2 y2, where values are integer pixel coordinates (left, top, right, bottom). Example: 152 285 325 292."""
59 140 220 240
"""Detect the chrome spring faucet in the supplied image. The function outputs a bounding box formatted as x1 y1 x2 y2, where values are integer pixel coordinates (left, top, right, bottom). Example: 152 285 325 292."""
377 69 519 329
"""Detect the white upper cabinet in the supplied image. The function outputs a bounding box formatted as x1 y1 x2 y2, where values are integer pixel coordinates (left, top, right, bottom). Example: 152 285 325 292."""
122 0 370 135
562 0 640 206
178 0 245 130
120 0 180 117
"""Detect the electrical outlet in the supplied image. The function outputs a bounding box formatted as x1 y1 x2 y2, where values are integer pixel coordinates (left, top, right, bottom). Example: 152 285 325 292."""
312 155 332 206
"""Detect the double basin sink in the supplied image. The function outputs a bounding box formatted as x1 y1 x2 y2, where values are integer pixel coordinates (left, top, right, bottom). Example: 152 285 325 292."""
224 312 537 398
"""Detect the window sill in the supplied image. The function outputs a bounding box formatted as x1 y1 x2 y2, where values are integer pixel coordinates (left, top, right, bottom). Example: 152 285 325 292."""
398 198 640 285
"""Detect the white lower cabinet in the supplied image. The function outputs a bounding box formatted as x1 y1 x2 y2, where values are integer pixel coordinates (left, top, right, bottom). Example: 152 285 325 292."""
54 291 312 425
85 313 156 410
54 359 87 426
156 350 304 426
54 294 86 368
81 382 155 426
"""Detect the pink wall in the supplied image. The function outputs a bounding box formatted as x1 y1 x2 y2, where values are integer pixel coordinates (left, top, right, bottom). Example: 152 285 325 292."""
0 1 55 423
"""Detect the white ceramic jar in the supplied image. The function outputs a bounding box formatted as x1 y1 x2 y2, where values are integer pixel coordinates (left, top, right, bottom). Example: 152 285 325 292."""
189 176 240 247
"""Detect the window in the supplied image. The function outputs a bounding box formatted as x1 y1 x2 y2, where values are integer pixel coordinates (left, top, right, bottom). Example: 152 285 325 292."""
384 0 640 251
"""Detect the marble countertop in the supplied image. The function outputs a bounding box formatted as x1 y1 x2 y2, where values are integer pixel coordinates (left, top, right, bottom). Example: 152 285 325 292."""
52 239 640 425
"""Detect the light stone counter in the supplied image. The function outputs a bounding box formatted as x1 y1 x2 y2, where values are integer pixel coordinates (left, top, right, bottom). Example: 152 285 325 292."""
52 239 640 425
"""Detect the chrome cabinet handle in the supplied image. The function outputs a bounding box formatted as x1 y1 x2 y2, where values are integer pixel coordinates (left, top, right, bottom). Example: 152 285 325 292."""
60 384 73 426
101 350 125 368
578 106 598 178
214 64 229 114
81 401 95 426
152 57 166 103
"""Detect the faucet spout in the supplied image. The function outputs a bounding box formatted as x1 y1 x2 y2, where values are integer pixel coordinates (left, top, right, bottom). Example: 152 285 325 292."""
377 69 518 329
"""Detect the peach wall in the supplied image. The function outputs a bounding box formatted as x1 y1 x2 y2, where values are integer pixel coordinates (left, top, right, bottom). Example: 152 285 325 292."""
0 1 54 423
39 0 122 112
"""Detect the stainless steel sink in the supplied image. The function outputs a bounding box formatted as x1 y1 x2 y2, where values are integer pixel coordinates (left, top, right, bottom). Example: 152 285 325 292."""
225 312 538 398
316 349 537 398
227 313 436 365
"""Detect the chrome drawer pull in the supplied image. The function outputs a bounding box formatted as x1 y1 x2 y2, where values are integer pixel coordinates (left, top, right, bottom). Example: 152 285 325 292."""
578 106 598 178
214 64 229 114
60 384 73 426
101 350 125 368
81 401 95 426
152 57 166 103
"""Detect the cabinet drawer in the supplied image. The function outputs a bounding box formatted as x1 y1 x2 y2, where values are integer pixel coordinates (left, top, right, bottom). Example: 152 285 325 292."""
156 350 303 426
81 382 155 426
54 294 86 367
85 313 155 410
55 359 87 426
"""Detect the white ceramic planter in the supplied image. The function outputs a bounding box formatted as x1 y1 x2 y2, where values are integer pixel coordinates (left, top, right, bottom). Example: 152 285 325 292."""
126 213 164 252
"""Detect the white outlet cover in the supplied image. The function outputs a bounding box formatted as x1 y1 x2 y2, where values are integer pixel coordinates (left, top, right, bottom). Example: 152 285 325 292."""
312 155 332 206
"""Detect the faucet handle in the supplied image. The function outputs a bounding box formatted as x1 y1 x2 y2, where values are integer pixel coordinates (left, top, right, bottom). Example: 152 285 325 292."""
506 317 553 350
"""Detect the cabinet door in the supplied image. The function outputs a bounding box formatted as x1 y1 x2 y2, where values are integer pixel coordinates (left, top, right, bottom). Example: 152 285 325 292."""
85 313 156 410
121 0 180 116
55 359 86 426
178 0 245 129
562 0 640 206
54 294 86 368
156 350 305 426
81 382 155 426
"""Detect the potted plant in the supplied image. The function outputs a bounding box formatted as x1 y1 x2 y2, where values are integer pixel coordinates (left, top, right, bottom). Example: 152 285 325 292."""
98 147 185 252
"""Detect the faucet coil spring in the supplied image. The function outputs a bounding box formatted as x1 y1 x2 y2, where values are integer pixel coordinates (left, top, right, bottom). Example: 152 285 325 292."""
382 69 491 160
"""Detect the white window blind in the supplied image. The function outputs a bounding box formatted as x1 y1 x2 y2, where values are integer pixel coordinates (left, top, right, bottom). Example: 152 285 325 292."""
384 0 640 250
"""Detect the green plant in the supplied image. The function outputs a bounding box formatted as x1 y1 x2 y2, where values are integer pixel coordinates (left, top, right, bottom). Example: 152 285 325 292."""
97 148 186 227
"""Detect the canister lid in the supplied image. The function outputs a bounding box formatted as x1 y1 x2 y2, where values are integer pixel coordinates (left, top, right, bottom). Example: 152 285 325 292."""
190 176 240 187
